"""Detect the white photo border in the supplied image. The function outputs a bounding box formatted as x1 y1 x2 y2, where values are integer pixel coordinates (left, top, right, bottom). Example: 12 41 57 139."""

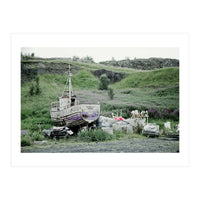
11 33 189 167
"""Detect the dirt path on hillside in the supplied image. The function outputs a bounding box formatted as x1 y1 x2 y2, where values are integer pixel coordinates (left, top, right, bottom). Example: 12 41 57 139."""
21 137 179 153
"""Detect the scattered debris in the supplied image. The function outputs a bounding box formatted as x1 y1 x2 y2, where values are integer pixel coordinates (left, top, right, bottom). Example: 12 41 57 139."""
98 115 146 134
164 122 171 129
112 120 129 133
163 123 179 137
42 126 73 138
131 110 149 123
142 123 159 137
98 116 116 127
175 124 179 133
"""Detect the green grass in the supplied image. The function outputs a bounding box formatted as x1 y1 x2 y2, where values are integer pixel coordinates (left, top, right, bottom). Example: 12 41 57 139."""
21 131 45 147
21 70 100 131
71 70 100 89
112 67 179 89
21 75 61 131
21 134 32 146
40 70 100 89
21 65 179 132
90 85 179 120
78 129 113 142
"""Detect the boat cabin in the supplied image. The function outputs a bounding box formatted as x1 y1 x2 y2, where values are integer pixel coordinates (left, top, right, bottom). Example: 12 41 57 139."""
59 92 79 108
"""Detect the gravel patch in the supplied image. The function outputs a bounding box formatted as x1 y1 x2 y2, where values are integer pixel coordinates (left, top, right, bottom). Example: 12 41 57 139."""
21 137 179 153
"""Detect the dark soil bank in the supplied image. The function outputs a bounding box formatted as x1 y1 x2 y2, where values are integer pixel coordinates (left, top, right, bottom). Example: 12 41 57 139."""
21 137 179 153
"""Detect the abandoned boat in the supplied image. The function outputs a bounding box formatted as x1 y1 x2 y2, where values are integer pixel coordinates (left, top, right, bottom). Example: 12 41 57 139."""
50 65 100 128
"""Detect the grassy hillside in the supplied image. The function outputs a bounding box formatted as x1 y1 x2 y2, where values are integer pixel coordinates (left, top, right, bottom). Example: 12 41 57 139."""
21 70 100 131
112 67 179 89
41 70 100 90
21 65 179 132
72 70 100 89
22 58 139 74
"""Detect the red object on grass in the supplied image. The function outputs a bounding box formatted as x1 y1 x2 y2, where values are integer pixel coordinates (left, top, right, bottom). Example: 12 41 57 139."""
114 116 124 121
118 117 123 120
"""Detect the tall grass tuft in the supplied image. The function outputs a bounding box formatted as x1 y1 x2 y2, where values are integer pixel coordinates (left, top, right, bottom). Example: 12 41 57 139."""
32 131 44 141
21 134 32 146
78 129 112 142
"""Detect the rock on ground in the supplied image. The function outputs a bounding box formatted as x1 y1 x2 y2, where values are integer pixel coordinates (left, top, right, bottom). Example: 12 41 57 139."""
142 123 159 137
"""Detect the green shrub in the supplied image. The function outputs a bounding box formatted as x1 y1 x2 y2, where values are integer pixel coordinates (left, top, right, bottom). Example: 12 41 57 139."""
99 74 110 90
28 76 42 96
35 76 41 94
108 88 115 100
21 131 45 147
78 129 112 142
32 132 44 141
21 135 32 146
29 124 39 132
94 129 112 141
29 83 34 96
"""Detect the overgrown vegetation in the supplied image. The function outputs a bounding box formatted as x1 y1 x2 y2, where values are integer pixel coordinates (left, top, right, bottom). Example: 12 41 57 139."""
100 57 179 70
99 74 110 90
21 70 100 131
21 57 179 135
77 129 146 143
112 67 179 89
29 76 41 96
32 131 44 141
72 70 100 90
35 76 41 94
21 58 137 74
21 131 44 147
21 131 45 147
78 129 112 142
29 83 34 96
113 130 125 140
148 119 179 136
21 134 32 146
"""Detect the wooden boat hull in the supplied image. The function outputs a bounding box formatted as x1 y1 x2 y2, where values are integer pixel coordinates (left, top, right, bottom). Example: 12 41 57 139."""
50 104 100 128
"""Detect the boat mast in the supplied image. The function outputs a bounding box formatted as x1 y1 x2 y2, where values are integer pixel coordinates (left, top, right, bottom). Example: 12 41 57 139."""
68 65 72 103
61 64 73 105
